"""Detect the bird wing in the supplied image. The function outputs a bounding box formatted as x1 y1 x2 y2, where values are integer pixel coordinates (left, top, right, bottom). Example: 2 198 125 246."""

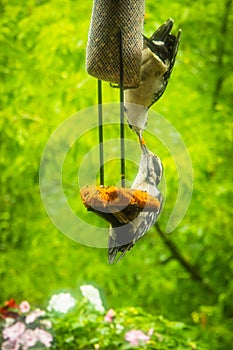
163 29 181 81
108 210 159 264
108 224 134 264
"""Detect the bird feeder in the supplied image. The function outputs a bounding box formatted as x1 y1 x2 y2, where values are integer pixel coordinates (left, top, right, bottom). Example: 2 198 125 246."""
86 0 144 87
80 185 161 226
81 0 162 226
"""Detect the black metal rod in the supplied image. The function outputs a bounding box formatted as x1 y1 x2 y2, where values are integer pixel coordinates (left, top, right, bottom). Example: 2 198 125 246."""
98 79 104 186
119 31 125 188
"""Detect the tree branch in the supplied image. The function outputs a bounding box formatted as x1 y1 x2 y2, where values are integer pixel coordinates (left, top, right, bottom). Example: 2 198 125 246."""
213 0 232 107
155 223 214 293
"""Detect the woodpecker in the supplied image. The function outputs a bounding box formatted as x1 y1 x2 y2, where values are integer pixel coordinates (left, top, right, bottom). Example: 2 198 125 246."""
124 18 181 144
108 144 163 263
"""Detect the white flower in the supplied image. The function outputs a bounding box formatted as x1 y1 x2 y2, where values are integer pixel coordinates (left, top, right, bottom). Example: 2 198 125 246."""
4 318 15 327
47 293 76 314
116 323 124 332
39 319 52 329
25 309 45 324
80 285 105 312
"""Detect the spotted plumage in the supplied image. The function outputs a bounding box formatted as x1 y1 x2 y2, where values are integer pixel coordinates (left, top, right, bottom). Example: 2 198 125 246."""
108 144 163 263
124 18 181 144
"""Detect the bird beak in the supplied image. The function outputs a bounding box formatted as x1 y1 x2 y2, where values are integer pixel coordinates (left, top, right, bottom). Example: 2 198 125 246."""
136 130 146 146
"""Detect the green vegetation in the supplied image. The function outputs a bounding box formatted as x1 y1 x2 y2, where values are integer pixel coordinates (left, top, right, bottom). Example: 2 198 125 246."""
0 290 208 349
1 0 232 349
51 304 208 349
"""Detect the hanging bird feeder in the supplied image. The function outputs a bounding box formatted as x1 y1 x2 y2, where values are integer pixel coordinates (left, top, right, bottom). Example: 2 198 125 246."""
80 0 162 228
78 1 183 263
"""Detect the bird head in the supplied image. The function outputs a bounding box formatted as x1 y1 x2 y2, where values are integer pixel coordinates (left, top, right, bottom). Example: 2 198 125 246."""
124 103 148 132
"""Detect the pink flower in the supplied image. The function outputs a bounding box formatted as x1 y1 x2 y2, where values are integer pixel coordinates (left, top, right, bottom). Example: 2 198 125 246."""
104 308 115 322
35 328 53 347
3 322 25 342
1 340 20 350
19 301 30 314
125 329 150 346
25 308 45 324
19 329 38 349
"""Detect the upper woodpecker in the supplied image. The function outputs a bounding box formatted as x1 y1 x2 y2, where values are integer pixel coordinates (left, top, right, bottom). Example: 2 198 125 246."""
108 144 163 263
124 18 181 144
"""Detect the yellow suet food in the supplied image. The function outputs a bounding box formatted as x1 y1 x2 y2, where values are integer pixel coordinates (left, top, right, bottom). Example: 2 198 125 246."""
80 186 161 226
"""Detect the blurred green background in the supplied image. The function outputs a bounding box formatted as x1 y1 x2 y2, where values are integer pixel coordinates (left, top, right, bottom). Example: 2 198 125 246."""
0 0 232 348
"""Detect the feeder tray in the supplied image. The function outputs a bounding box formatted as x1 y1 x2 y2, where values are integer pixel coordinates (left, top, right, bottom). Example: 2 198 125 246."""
80 185 161 227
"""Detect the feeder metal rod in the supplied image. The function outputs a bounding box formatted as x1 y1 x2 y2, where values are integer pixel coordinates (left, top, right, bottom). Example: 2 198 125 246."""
119 31 125 188
98 79 104 186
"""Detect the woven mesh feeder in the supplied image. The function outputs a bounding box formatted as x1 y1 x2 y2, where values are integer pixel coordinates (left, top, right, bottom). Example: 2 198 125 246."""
86 0 144 87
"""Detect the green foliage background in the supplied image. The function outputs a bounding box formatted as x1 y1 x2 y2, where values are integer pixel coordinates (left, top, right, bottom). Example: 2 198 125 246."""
0 0 232 348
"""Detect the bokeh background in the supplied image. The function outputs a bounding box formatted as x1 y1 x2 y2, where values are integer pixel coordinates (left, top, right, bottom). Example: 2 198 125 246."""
1 0 232 348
